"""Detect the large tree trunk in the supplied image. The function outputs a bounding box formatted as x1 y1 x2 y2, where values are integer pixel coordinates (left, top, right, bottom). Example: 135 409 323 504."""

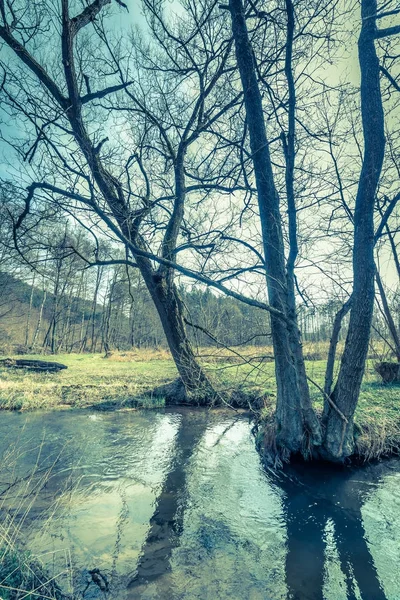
138 258 218 405
283 0 321 449
229 0 321 457
323 0 386 460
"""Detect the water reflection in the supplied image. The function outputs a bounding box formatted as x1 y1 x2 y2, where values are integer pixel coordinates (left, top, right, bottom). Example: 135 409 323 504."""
128 410 210 592
0 409 399 600
280 462 387 600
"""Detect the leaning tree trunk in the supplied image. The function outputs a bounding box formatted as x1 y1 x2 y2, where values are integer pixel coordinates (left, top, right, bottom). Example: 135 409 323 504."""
137 257 218 405
229 0 321 457
322 296 352 420
323 0 386 460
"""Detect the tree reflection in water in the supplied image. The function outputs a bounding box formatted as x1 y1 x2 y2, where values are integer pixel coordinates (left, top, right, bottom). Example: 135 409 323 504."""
128 409 209 594
128 412 390 600
281 461 387 600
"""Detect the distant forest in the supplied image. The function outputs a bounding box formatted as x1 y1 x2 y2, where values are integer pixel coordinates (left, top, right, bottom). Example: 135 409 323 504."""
0 262 396 356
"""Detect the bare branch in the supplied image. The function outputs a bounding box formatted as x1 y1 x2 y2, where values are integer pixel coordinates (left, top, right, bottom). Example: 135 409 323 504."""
71 0 112 35
380 65 400 91
81 81 134 104
375 25 400 38
0 26 67 108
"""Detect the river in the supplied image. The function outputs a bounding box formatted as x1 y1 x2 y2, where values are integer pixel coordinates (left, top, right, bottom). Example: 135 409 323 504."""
0 408 399 600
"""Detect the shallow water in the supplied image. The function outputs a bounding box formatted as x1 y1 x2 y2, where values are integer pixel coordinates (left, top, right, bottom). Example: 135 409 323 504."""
0 408 399 600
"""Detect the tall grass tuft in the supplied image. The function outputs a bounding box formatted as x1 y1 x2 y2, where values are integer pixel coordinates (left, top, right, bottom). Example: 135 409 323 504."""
0 431 73 600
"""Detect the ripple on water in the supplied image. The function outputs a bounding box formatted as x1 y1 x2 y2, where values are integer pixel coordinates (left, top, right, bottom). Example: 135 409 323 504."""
0 409 399 600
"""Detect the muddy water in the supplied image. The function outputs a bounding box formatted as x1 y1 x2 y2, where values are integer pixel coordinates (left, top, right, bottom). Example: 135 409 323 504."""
0 408 399 600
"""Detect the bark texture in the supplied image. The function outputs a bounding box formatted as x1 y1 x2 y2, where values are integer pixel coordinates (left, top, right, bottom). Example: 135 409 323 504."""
140 261 218 404
229 0 321 457
323 0 386 460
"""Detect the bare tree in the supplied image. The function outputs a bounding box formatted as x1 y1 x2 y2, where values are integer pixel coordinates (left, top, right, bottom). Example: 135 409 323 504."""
0 0 250 401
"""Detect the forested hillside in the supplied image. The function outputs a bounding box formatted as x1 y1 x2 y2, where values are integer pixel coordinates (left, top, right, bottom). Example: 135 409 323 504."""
1 266 397 358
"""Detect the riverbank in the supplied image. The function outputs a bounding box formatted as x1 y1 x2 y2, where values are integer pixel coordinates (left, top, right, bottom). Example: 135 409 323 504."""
0 349 399 460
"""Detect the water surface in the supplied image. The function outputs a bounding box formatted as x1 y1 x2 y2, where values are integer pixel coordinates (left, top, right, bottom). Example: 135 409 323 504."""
0 408 399 599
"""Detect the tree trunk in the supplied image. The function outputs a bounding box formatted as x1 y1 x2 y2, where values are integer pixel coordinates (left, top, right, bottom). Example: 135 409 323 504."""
102 273 116 357
32 288 46 351
229 0 321 457
89 266 102 352
139 260 218 404
324 0 386 460
25 271 36 348
322 296 352 419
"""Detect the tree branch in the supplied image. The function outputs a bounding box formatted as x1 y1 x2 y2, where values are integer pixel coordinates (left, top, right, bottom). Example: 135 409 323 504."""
81 80 134 104
374 191 400 242
17 182 289 323
0 26 67 108
375 25 400 38
380 65 400 91
71 0 112 35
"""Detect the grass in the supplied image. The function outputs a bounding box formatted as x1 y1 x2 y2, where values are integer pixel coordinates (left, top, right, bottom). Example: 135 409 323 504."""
0 545 65 600
0 346 399 460
0 437 73 600
0 352 176 411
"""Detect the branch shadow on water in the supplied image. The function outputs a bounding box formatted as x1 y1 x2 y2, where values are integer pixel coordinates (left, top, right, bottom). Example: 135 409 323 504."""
280 461 388 600
127 409 209 596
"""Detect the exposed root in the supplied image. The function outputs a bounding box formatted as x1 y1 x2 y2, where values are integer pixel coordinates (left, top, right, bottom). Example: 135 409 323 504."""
149 380 268 411
255 408 400 468
150 378 220 406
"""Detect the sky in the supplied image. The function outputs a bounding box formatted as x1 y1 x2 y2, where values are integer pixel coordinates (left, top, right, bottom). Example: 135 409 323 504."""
0 0 398 294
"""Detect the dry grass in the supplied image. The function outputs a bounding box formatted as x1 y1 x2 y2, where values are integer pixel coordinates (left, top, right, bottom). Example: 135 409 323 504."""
0 437 73 600
0 353 175 410
105 347 172 362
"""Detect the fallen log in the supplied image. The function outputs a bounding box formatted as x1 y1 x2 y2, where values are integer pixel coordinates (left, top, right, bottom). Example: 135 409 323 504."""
0 358 68 372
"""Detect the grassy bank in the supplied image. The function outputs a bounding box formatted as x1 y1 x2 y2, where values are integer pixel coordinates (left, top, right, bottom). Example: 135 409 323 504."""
0 347 399 459
0 351 176 411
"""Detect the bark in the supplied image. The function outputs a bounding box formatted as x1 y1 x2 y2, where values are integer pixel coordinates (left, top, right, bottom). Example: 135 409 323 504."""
322 296 352 419
138 257 218 404
229 0 321 456
324 0 386 460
